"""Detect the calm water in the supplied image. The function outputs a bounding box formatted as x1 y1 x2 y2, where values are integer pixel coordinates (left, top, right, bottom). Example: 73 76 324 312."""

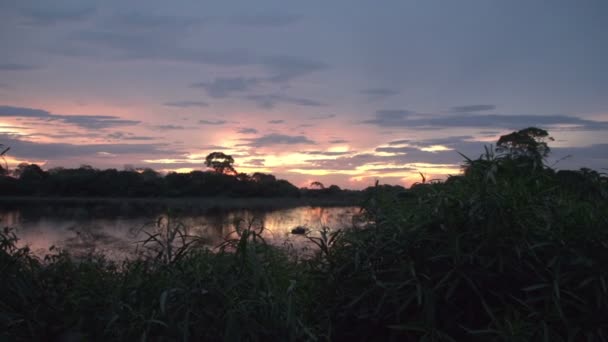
0 204 360 258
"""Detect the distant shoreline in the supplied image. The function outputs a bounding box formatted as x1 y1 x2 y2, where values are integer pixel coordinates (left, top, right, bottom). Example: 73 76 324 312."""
0 196 362 209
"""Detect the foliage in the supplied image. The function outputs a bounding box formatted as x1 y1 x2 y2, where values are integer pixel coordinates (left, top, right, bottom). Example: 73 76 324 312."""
2 128 608 340
0 163 347 199
310 181 325 189
205 152 237 175
495 127 554 165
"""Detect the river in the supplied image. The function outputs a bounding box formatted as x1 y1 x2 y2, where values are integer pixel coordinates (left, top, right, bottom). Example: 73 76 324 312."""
0 201 361 259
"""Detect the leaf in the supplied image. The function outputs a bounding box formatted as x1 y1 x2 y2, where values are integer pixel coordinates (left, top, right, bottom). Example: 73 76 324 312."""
387 324 426 332
522 284 550 292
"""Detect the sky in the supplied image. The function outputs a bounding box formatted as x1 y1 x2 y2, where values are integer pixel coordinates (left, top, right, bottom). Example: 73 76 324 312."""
1 0 607 189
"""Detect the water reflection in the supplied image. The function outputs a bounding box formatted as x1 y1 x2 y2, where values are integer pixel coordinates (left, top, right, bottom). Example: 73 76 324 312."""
0 205 360 258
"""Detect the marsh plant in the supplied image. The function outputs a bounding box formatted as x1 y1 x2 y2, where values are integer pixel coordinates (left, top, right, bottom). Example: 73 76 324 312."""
1 128 608 341
134 213 208 265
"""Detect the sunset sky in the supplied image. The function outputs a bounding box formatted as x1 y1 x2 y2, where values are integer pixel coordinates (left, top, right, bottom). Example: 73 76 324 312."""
1 0 607 189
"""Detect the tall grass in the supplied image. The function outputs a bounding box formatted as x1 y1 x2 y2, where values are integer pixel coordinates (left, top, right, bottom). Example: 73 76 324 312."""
1 144 608 341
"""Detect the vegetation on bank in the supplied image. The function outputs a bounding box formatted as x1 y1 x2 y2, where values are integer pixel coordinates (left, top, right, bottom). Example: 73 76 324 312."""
0 150 359 198
2 128 608 341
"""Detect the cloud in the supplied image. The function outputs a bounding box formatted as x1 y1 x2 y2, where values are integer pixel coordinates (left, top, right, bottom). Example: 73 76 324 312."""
152 124 187 130
268 119 284 124
360 88 399 98
67 17 327 81
241 133 315 147
0 105 139 129
246 94 323 109
199 119 227 125
107 132 157 141
69 24 255 66
302 150 352 156
0 63 39 71
104 12 205 31
375 146 420 154
450 105 496 113
329 139 348 144
261 55 328 83
388 136 473 147
11 2 96 26
232 13 301 28
362 110 415 126
308 114 336 120
0 133 177 160
237 128 258 134
163 101 208 108
363 109 608 131
245 158 265 166
191 77 263 98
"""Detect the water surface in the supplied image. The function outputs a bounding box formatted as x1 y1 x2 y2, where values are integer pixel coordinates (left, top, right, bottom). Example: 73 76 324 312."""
1 203 360 258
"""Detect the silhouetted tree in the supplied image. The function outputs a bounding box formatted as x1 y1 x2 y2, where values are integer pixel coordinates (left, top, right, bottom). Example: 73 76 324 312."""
0 144 9 176
496 127 553 162
205 152 236 175
252 172 276 183
310 181 325 189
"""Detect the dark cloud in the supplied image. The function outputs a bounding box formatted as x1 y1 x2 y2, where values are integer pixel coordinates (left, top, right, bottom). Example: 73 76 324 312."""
362 110 414 126
0 106 49 117
68 17 327 81
388 136 473 147
104 12 205 31
0 63 39 71
107 132 156 141
247 94 323 109
163 101 208 108
0 105 139 129
360 88 399 98
375 146 420 154
60 115 139 129
232 14 301 28
388 139 411 146
237 128 258 134
308 114 336 120
191 57 327 99
153 124 187 130
329 139 348 144
191 77 263 98
301 150 352 156
0 134 177 160
261 55 328 83
268 119 284 124
450 105 496 113
69 26 255 66
199 119 227 125
244 158 265 166
363 109 608 131
11 2 96 26
241 133 315 147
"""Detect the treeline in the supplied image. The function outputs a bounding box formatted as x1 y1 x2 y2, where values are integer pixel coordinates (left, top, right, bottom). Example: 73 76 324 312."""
0 164 356 198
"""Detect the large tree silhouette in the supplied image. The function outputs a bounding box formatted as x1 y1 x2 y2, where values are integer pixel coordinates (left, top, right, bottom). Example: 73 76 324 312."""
205 152 237 175
495 127 553 162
